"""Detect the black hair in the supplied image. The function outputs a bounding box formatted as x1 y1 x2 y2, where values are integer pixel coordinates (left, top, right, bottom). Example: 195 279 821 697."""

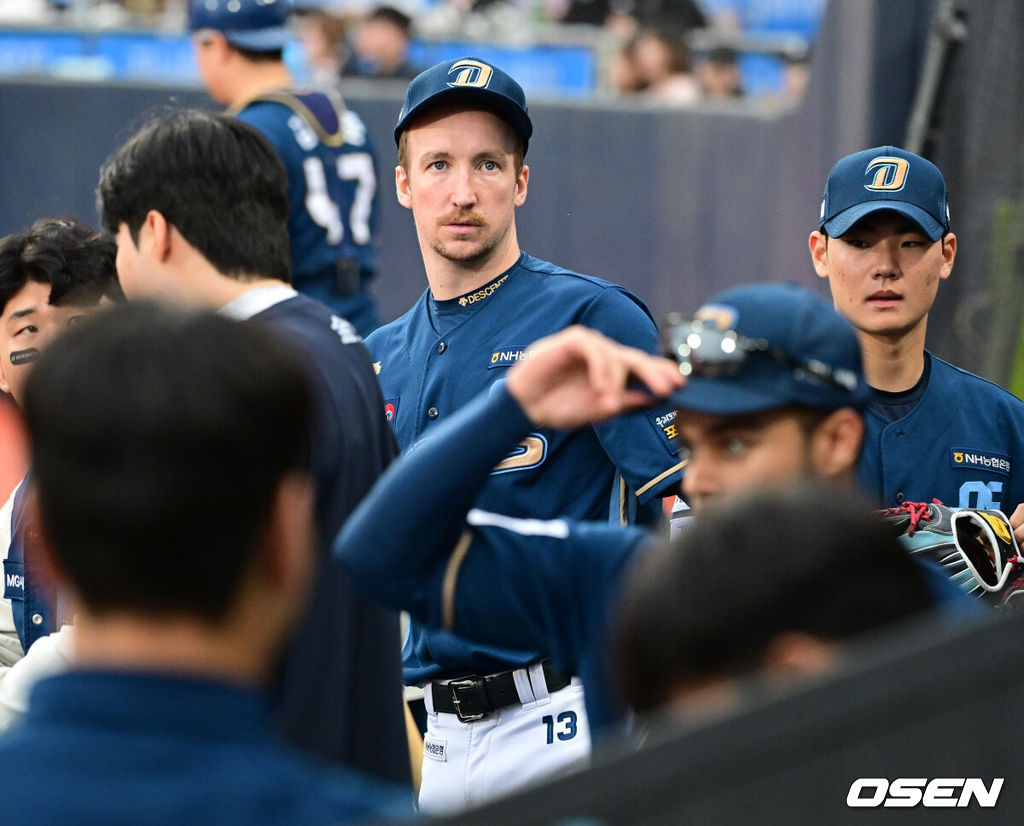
233 45 285 63
612 481 935 712
23 301 314 622
96 108 292 284
0 217 122 315
368 5 412 34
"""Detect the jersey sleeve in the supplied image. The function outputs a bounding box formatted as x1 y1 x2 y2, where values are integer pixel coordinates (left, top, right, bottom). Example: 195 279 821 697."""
446 514 646 674
578 289 684 504
334 383 535 615
333 380 649 676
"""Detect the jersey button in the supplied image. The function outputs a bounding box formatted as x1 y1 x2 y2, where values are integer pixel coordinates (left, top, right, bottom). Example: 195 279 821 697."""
895 492 905 503
436 341 447 354
31 613 43 626
427 407 439 419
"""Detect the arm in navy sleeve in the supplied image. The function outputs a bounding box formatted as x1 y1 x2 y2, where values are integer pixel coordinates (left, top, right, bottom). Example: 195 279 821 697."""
334 383 532 611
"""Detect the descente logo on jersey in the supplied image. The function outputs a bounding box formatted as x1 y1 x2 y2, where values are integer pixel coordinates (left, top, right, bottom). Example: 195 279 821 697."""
458 274 509 307
951 448 1010 476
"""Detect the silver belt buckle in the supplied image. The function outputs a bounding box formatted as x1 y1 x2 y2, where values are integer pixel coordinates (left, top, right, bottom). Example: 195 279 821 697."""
446 678 486 722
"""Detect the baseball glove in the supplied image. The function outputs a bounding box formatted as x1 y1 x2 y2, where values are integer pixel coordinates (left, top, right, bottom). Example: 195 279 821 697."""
881 501 1024 609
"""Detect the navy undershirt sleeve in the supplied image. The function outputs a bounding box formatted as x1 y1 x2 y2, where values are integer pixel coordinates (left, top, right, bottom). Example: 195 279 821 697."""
334 384 533 606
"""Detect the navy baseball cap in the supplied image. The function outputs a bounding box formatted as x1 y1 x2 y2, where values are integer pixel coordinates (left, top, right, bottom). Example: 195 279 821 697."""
394 57 533 151
188 0 292 52
667 283 868 414
819 146 950 241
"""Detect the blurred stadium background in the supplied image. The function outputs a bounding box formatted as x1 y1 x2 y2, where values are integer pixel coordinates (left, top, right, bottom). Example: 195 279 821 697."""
0 0 1020 388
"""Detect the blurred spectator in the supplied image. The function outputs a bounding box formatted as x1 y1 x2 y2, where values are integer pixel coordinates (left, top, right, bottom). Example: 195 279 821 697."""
779 48 811 100
548 0 705 35
630 27 701 104
607 35 645 94
298 10 351 87
342 5 419 80
696 45 744 99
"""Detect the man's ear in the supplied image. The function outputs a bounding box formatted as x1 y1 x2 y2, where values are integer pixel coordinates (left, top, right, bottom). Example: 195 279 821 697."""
143 210 173 263
939 231 957 281
808 231 830 280
260 472 317 595
198 30 233 64
395 164 412 210
513 163 529 207
809 407 864 480
0 356 11 395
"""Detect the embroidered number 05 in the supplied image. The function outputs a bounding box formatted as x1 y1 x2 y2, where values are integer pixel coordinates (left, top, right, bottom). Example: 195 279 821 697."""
542 711 578 744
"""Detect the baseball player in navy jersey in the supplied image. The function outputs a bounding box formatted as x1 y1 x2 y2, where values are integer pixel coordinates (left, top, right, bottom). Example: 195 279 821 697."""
809 147 1024 540
336 284 955 734
0 219 122 721
366 56 684 812
95 108 410 785
189 0 383 337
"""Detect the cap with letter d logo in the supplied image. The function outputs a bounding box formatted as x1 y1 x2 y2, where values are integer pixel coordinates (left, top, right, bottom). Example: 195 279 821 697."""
394 56 533 152
818 145 950 241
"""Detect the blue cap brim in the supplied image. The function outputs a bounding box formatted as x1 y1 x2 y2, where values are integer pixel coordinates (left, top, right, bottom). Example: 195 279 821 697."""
668 362 868 415
822 201 945 242
221 27 291 51
669 375 799 415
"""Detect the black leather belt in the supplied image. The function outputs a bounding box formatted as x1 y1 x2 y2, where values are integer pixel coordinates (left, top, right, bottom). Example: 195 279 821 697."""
430 660 571 722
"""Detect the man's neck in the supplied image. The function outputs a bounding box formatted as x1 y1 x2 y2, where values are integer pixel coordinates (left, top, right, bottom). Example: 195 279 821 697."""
858 322 928 392
72 613 270 689
229 63 294 109
206 275 290 310
424 243 522 302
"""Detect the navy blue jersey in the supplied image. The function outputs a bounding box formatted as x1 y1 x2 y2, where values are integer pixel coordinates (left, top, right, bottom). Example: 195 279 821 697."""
0 671 413 825
859 353 1024 511
227 288 408 784
365 253 683 683
236 91 381 336
335 385 650 730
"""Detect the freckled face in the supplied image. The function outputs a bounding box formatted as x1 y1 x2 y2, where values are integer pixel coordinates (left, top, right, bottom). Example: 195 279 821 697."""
812 211 956 339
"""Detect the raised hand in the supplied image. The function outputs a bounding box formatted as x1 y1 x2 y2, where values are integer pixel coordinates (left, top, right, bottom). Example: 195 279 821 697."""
506 325 684 429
